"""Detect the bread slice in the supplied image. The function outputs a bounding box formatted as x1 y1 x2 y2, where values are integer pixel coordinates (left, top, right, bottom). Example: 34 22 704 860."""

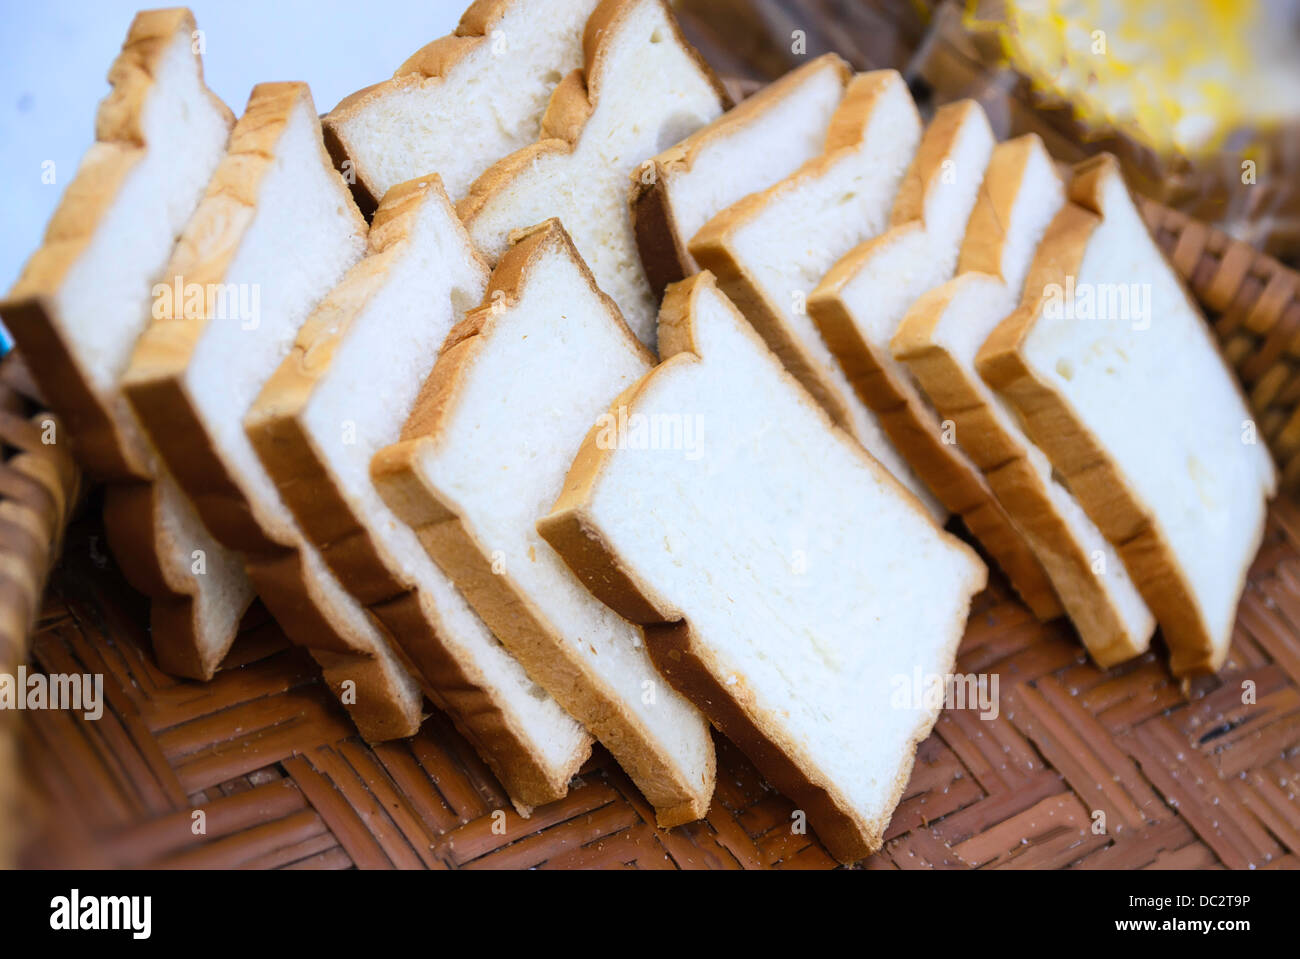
538 272 987 863
458 0 730 346
323 0 601 213
372 220 715 826
688 70 940 518
122 82 423 740
806 102 1063 620
632 52 851 299
978 155 1277 675
247 176 592 810
892 137 1154 666
2 8 232 483
0 8 254 679
101 476 254 677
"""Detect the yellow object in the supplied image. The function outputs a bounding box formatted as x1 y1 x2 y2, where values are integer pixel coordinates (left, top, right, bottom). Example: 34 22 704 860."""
969 0 1300 156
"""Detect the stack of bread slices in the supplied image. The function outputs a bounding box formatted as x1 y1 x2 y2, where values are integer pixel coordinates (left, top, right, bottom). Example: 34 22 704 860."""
2 0 1276 862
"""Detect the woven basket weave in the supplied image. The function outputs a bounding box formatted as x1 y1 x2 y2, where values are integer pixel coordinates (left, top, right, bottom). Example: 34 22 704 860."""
6 14 1300 868
0 355 79 867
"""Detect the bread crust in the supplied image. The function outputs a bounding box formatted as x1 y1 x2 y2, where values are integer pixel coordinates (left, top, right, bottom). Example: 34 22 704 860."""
629 53 851 300
539 272 985 861
125 82 346 553
241 548 422 741
894 276 1151 667
2 8 233 483
247 177 590 807
324 0 541 214
246 177 438 600
957 135 1037 279
102 479 250 679
371 591 591 808
372 220 713 826
308 646 424 743
976 154 1273 674
801 106 1062 620
888 101 982 228
0 9 254 680
797 102 980 420
457 0 731 251
893 137 1152 665
123 82 395 668
688 71 913 433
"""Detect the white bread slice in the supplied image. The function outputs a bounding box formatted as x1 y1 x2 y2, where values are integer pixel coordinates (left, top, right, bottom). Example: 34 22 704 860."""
631 52 851 298
458 0 730 346
372 220 715 826
121 82 422 740
806 102 1063 620
979 155 1277 675
688 71 941 519
247 177 592 810
323 0 601 212
0 8 253 679
538 272 987 863
2 8 231 483
892 137 1154 667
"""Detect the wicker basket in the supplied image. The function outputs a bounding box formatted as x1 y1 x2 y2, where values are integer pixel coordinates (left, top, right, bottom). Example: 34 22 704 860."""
6 17 1300 869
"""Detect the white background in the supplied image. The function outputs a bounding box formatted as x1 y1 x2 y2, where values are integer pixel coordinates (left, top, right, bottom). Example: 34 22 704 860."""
0 0 467 292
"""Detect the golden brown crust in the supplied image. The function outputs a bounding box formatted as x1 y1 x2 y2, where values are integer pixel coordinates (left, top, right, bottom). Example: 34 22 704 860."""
957 135 1041 278
1 8 232 482
0 9 252 683
373 220 709 825
238 547 378 657
809 224 927 414
0 298 147 481
688 71 911 433
371 592 590 807
323 0 528 214
807 228 1063 620
124 82 394 672
246 180 587 804
803 112 1062 620
976 156 1238 674
125 82 363 555
630 172 695 303
126 369 273 553
457 0 730 251
539 369 689 626
539 272 984 861
888 99 980 228
582 0 729 110
455 142 576 236
630 53 851 301
896 139 1150 665
102 481 234 678
894 276 1147 667
246 176 447 600
539 68 595 142
308 648 424 744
